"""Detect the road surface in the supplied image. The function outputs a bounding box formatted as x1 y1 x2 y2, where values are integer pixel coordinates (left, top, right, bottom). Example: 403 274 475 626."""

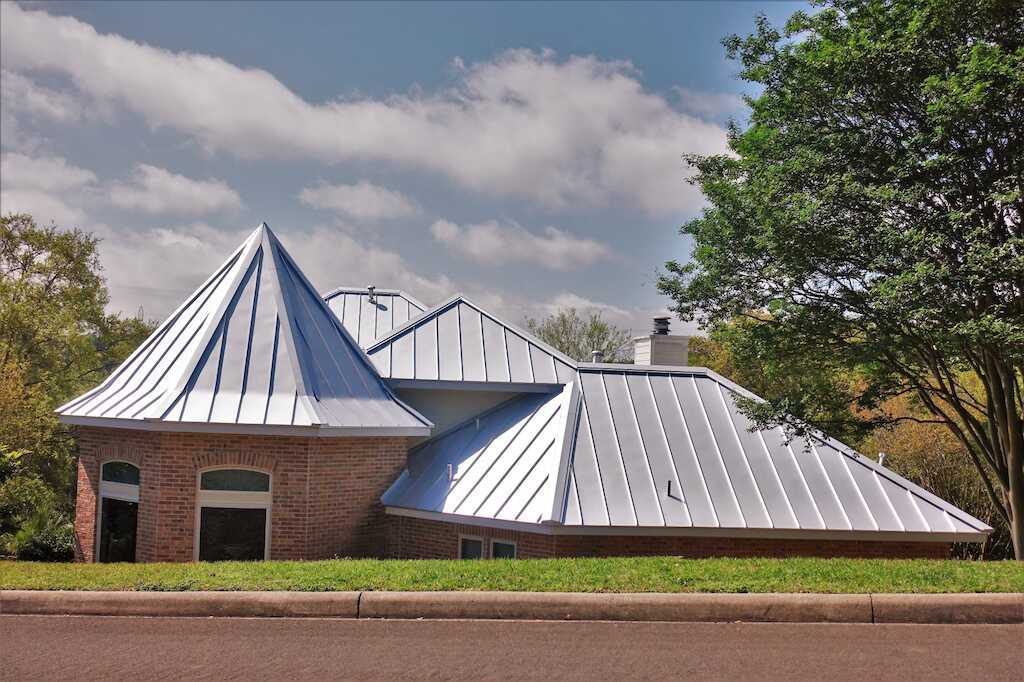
1 615 1020 680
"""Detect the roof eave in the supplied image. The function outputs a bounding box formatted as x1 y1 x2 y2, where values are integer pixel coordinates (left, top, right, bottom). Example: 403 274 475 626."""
57 414 432 438
383 507 990 543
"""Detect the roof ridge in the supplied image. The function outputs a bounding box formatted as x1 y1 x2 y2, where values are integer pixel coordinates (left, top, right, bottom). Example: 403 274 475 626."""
366 293 579 369
322 285 427 311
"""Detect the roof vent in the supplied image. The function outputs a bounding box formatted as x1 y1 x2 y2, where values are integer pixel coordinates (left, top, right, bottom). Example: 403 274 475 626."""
653 316 671 335
367 285 376 304
591 349 605 363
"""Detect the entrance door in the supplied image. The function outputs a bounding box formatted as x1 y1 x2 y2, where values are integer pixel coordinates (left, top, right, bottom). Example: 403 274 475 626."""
98 461 140 563
99 497 138 562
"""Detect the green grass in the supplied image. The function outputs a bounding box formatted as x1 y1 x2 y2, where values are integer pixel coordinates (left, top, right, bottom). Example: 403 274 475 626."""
1 557 1021 593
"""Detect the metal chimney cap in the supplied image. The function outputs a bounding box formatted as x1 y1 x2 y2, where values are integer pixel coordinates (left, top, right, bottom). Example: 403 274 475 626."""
367 284 376 304
591 349 605 362
652 316 671 335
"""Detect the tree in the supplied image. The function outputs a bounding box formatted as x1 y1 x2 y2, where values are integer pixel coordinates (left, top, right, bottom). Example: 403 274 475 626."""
0 214 153 555
659 1 1024 557
525 308 633 363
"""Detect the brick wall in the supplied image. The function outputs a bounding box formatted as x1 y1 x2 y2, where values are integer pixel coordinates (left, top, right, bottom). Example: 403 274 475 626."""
386 516 951 560
74 426 409 563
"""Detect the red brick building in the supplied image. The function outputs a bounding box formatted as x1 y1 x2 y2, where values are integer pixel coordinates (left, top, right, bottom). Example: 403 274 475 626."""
61 225 990 563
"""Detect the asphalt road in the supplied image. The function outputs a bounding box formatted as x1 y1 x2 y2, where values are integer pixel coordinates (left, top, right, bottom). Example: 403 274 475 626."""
1 615 1021 680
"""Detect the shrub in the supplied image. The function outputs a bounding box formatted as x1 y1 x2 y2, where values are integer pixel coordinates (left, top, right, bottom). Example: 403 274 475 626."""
9 507 75 562
864 408 1013 560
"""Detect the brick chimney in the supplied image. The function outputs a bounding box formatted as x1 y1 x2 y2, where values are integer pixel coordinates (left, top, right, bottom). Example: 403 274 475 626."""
633 316 688 366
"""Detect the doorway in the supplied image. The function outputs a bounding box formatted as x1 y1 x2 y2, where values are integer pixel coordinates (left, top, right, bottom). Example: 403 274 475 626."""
97 461 140 563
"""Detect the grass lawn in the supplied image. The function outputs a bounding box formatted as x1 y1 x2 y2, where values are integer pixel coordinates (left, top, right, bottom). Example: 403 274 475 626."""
1 557 1021 593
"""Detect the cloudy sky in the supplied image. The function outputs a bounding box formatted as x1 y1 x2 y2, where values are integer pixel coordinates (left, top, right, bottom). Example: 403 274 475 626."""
0 1 803 333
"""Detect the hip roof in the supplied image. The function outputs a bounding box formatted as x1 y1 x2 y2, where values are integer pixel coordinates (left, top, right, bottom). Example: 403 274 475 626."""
383 365 991 542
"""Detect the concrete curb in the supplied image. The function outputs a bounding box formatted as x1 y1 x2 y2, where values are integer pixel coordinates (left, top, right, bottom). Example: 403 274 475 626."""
2 590 1021 624
0 590 359 619
358 591 874 623
871 593 1024 624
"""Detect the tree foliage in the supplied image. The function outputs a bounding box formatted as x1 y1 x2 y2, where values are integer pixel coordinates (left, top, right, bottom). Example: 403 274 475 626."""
0 214 154 556
659 1 1024 556
525 308 633 363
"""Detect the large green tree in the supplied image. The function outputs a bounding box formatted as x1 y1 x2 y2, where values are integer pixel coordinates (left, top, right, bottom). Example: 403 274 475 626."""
0 214 153 551
659 1 1024 557
526 308 633 363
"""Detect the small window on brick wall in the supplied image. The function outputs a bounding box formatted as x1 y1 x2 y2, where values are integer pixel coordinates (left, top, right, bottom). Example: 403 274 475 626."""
491 540 516 559
459 536 484 559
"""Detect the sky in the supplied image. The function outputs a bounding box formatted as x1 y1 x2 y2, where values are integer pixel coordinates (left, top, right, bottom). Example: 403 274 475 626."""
0 0 805 334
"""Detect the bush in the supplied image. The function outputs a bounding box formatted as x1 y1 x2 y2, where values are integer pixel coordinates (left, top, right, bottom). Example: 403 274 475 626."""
9 508 75 562
864 409 1013 560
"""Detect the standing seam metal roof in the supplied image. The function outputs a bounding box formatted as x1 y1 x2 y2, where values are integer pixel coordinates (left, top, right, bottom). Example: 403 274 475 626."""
324 287 427 348
383 365 991 540
366 295 578 384
382 384 576 524
57 224 431 435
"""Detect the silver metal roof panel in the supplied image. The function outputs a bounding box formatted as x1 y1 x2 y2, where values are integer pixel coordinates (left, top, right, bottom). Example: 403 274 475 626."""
385 364 991 542
367 295 578 385
58 224 431 436
323 286 427 348
383 383 577 524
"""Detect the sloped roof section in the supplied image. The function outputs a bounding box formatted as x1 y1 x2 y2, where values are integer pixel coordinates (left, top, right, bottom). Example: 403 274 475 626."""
58 224 431 436
383 383 577 524
324 286 427 348
366 295 577 385
385 364 990 542
559 366 990 539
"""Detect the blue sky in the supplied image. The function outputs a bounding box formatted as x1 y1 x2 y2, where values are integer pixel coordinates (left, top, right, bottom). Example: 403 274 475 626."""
1 1 805 332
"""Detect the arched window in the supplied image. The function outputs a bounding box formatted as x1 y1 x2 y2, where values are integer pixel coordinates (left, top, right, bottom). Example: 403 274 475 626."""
98 461 140 563
195 468 271 562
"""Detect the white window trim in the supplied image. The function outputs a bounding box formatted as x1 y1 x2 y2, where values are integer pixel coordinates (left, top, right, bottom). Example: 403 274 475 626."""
458 534 485 560
490 538 517 559
95 461 140 562
194 466 272 561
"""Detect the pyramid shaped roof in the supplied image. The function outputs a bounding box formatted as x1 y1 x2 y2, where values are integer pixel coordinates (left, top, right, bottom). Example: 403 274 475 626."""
58 223 431 436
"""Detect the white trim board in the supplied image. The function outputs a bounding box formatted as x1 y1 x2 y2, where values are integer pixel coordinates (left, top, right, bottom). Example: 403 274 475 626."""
59 414 431 437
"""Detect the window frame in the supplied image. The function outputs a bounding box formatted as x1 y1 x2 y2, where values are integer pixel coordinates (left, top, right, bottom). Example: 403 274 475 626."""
194 466 272 561
490 539 517 560
96 461 141 562
458 534 485 560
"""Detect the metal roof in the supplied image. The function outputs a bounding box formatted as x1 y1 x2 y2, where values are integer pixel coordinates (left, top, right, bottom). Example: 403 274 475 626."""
385 364 991 542
323 286 427 348
382 384 577 524
366 295 578 386
57 224 432 436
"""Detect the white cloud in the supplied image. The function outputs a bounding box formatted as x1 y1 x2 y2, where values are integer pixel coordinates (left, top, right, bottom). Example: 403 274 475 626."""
0 151 97 224
542 292 630 319
1 151 97 190
673 87 745 119
93 221 455 320
430 219 611 270
1 69 85 123
299 181 419 220
108 164 242 215
1 3 729 216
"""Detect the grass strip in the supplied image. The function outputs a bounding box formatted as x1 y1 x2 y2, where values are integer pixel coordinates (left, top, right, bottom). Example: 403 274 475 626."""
1 557 1021 593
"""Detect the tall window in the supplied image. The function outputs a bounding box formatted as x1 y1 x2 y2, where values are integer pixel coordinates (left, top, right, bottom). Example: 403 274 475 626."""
195 468 271 562
98 461 140 563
